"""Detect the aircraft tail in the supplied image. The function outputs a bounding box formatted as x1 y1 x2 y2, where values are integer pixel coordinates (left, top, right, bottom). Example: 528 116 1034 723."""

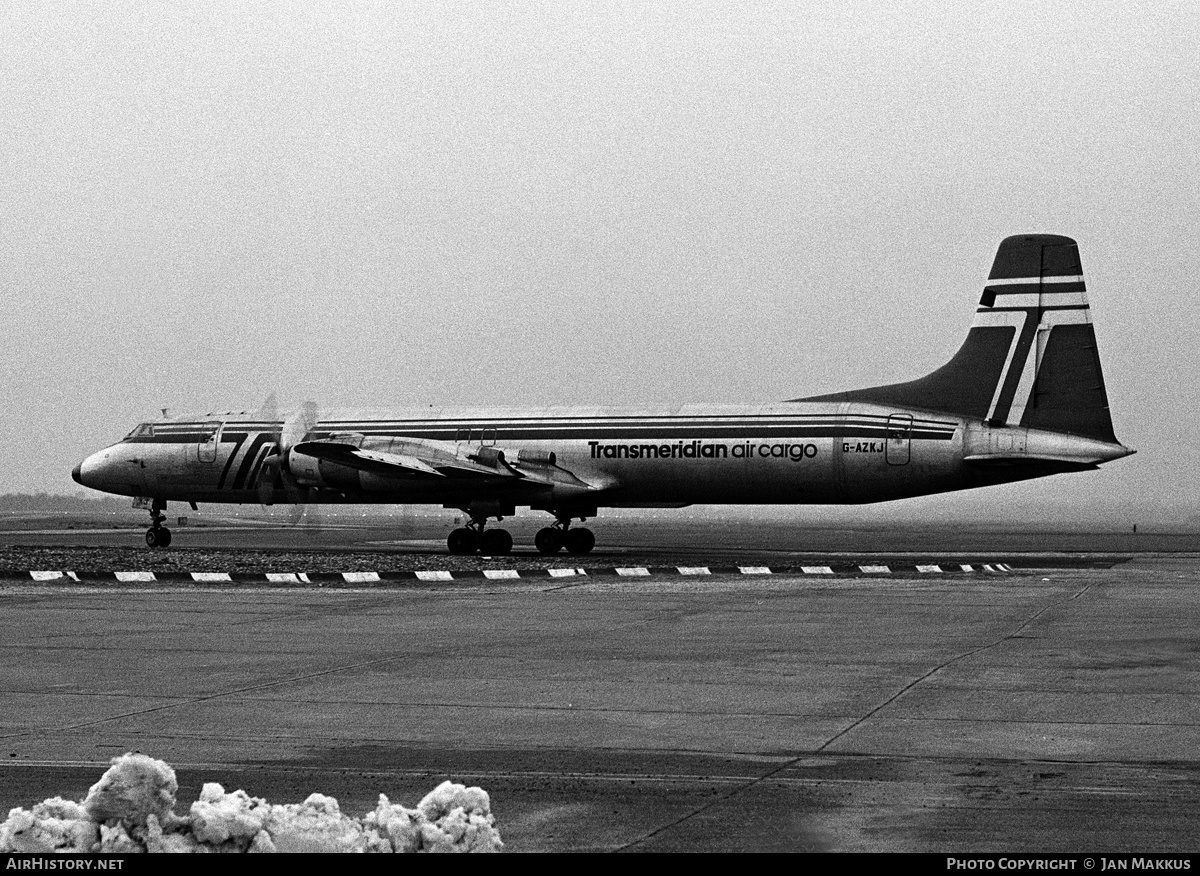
799 234 1120 443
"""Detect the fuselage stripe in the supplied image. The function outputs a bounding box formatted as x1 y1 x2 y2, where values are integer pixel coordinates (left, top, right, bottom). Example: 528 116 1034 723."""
144 412 958 425
977 304 1090 314
987 284 1086 295
216 433 248 490
243 442 273 494
231 434 274 491
135 420 959 434
984 274 1084 285
989 310 1040 425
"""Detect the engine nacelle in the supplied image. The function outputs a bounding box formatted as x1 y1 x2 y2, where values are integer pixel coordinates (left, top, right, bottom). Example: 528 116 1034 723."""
514 449 556 467
287 449 362 492
468 446 506 469
466 446 557 470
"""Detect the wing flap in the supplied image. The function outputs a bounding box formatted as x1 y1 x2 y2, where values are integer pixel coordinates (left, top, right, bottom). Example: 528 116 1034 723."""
293 442 455 478
293 439 611 491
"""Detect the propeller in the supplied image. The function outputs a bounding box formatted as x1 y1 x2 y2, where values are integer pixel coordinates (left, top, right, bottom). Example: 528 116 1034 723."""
255 399 319 524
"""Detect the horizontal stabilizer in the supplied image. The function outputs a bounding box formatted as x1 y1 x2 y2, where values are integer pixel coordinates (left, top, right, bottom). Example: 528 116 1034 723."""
963 454 1098 469
963 429 1133 468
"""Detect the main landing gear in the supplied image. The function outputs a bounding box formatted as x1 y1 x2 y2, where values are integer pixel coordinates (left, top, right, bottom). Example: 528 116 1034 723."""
145 499 172 549
445 510 597 556
535 515 595 556
447 514 514 556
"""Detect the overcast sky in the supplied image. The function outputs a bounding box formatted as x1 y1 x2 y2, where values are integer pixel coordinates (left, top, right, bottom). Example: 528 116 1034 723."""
3 1 1197 525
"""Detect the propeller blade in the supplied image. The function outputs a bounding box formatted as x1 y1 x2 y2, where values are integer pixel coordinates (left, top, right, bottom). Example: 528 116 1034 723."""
256 452 281 507
280 401 320 459
257 393 279 422
271 401 318 525
253 397 317 519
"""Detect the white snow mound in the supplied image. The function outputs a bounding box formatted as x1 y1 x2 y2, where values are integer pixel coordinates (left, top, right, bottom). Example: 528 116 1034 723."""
1 753 502 853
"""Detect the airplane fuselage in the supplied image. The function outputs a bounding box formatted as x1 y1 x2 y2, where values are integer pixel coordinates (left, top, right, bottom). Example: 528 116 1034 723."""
76 401 1124 512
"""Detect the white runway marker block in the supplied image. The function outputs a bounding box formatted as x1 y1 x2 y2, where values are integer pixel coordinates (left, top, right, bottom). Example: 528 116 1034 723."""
116 571 156 582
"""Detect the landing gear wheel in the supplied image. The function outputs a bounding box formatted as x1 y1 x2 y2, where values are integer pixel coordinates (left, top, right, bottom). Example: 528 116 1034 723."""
145 527 172 548
480 528 513 556
535 527 564 555
447 528 479 555
563 527 595 555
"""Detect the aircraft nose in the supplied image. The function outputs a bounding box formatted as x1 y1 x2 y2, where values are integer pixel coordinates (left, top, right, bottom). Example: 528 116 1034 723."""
73 446 145 496
74 452 103 489
75 449 119 492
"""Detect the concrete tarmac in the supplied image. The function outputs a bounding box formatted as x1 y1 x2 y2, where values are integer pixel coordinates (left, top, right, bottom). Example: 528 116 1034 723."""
2 556 1199 852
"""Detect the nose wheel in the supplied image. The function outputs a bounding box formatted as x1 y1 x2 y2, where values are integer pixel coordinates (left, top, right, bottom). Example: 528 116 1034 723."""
145 527 172 548
145 500 172 548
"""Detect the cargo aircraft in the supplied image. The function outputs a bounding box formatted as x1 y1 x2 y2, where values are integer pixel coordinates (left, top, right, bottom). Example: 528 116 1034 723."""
73 234 1133 555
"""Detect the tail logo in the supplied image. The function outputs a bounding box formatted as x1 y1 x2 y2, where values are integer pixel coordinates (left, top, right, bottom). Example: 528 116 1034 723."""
974 270 1091 427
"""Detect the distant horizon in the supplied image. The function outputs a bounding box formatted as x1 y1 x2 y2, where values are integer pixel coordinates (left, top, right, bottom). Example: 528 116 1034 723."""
4 491 1196 533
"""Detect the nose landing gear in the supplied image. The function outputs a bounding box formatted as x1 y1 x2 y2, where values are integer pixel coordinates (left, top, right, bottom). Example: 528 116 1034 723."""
145 499 172 548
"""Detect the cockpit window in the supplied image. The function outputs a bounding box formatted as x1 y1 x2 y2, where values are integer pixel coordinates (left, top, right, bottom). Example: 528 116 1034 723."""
124 423 155 439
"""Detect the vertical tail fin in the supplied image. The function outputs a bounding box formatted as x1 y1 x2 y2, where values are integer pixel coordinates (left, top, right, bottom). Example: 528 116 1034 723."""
798 234 1120 444
977 235 1116 442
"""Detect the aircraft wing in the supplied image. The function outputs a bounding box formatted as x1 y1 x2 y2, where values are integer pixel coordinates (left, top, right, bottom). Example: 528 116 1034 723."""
292 439 601 489
292 441 501 479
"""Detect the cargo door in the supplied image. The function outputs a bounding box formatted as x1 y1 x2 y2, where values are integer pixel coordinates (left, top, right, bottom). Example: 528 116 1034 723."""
197 422 221 463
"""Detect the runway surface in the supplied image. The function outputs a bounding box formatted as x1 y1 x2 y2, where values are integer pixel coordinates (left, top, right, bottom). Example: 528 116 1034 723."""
1 524 1199 852
2 511 1195 556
